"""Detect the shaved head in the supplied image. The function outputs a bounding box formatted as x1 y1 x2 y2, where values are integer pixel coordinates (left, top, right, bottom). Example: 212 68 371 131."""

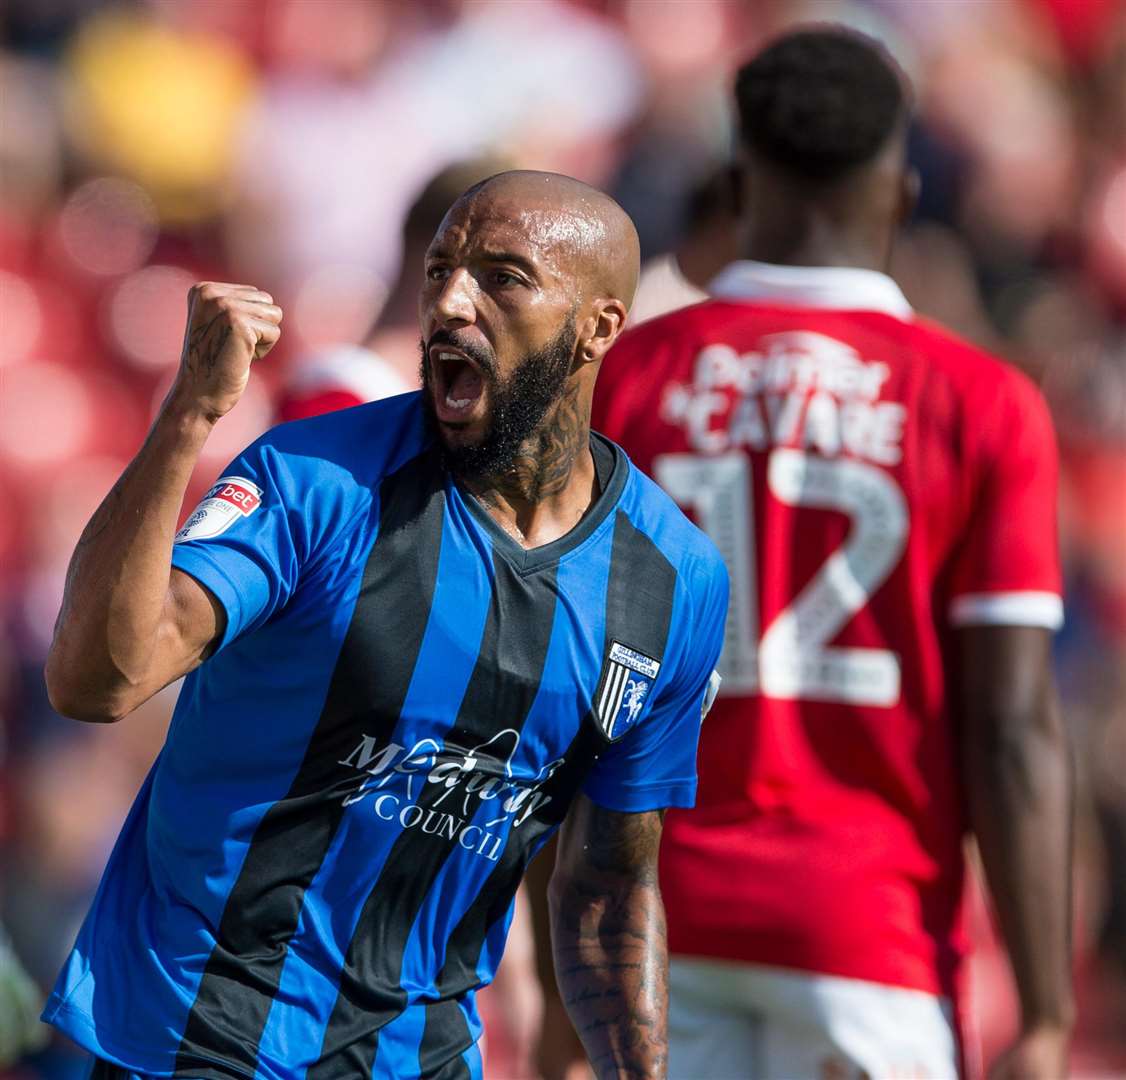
449 170 641 310
418 170 639 498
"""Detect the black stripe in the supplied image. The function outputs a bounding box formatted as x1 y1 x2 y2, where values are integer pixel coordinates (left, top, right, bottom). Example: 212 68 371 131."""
307 552 561 1079
418 1000 474 1079
175 449 446 1076
421 509 679 1058
425 704 599 1001
604 509 677 664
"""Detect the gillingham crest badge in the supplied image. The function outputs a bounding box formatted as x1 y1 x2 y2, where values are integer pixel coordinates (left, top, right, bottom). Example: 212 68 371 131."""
595 641 661 741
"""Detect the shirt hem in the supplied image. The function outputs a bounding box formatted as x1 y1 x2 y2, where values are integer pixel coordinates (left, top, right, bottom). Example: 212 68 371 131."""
45 994 254 1079
170 546 247 651
583 780 696 813
948 590 1064 629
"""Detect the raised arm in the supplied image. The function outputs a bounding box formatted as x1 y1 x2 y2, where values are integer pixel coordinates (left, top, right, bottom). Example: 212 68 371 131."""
44 283 282 722
959 624 1074 1079
549 792 668 1080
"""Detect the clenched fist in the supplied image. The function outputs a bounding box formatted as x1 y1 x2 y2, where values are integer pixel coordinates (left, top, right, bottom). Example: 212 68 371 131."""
175 282 283 422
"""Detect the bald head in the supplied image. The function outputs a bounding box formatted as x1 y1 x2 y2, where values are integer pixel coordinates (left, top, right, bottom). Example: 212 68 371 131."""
450 170 641 310
419 171 639 485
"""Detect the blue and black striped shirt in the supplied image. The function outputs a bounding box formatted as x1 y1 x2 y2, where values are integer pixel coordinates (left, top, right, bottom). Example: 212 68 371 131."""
45 392 728 1080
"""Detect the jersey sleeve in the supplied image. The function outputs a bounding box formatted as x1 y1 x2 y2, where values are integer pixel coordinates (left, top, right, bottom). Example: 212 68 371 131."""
582 561 728 813
948 374 1064 629
171 436 303 653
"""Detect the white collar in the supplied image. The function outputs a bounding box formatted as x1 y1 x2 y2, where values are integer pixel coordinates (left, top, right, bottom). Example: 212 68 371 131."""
708 260 912 318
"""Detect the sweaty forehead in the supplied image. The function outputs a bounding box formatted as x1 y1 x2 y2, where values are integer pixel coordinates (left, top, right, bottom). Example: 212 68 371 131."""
429 171 640 304
434 193 608 278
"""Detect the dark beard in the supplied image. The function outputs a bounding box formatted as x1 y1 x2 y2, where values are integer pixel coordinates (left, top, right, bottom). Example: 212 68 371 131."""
420 319 577 484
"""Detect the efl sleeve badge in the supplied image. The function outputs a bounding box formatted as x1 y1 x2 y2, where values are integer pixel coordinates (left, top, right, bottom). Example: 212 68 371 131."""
175 476 264 543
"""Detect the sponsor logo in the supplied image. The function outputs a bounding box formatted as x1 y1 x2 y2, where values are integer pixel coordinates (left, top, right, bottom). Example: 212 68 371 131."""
175 476 263 543
336 729 563 862
660 331 907 465
596 641 662 740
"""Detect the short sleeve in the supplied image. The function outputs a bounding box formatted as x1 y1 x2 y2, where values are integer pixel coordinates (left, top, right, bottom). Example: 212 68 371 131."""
171 438 302 653
948 376 1063 629
582 564 728 813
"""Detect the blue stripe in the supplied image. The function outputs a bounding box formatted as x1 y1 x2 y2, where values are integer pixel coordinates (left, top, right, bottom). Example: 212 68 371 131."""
256 502 493 1070
462 1023 484 1080
370 1003 425 1080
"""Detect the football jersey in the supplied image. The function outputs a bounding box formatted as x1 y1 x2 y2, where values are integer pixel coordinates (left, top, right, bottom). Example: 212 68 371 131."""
44 392 727 1080
592 260 1063 1000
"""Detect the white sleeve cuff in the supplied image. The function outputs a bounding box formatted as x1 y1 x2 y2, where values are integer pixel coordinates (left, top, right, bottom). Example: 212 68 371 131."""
949 591 1064 629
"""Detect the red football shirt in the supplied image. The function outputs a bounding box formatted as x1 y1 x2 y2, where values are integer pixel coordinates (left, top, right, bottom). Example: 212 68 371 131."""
592 261 1063 1000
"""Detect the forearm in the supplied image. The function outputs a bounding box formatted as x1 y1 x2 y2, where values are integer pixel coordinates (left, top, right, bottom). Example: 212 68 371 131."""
549 873 667 1080
965 697 1075 1032
46 392 214 718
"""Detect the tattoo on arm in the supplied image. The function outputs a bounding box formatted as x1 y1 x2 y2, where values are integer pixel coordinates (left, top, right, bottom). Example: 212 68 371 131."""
550 797 668 1079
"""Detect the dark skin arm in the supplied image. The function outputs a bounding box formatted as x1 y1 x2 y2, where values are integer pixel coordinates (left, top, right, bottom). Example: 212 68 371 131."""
44 283 282 722
959 625 1074 1079
528 835 591 1080
549 793 668 1080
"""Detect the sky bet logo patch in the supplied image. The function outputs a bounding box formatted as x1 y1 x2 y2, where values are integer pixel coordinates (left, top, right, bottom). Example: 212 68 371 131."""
175 476 263 543
595 641 662 741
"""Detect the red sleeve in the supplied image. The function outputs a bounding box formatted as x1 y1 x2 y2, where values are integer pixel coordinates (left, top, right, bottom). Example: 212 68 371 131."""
947 371 1063 628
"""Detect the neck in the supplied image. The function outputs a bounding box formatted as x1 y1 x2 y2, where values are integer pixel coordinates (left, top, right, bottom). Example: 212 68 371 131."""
743 208 889 271
677 222 739 290
461 384 598 548
741 165 893 272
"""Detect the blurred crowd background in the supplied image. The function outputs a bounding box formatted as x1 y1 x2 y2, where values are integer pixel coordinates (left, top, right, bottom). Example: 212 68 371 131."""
1 0 1124 1076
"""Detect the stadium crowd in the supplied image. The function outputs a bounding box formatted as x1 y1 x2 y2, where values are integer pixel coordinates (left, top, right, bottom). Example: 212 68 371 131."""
0 0 1123 1076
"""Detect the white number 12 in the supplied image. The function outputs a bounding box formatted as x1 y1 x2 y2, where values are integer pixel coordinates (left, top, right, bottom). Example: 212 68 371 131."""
655 449 909 707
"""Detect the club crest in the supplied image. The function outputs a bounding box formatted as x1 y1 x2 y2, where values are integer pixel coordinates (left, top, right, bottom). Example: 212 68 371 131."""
595 641 661 741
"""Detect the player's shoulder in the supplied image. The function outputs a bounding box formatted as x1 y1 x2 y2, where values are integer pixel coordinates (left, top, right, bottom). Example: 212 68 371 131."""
907 316 1044 409
599 301 747 412
253 391 432 488
615 298 743 354
615 446 728 596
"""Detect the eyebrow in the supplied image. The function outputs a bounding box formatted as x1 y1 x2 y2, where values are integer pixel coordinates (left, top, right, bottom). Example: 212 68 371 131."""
426 246 542 280
477 250 540 276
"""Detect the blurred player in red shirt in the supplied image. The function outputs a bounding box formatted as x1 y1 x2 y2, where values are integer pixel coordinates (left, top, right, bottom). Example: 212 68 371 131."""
593 27 1074 1080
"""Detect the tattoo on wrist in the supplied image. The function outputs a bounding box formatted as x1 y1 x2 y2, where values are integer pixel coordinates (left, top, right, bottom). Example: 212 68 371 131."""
185 313 231 378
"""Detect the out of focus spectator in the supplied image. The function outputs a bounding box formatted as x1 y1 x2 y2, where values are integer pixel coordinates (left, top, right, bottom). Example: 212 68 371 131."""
274 158 505 422
629 166 739 325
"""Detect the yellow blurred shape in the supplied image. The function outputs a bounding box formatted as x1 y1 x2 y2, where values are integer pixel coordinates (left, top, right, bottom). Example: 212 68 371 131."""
63 11 256 225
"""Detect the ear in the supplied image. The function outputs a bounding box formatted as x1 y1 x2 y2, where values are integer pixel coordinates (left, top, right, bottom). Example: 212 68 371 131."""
577 298 628 367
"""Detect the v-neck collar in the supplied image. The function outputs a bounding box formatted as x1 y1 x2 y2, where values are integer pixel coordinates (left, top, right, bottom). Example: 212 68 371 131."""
458 433 626 573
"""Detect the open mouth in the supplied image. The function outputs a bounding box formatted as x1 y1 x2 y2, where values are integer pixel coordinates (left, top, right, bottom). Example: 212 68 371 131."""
430 346 487 423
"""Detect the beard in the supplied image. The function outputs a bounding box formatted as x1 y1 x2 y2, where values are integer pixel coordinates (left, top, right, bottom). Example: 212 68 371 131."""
420 318 577 483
